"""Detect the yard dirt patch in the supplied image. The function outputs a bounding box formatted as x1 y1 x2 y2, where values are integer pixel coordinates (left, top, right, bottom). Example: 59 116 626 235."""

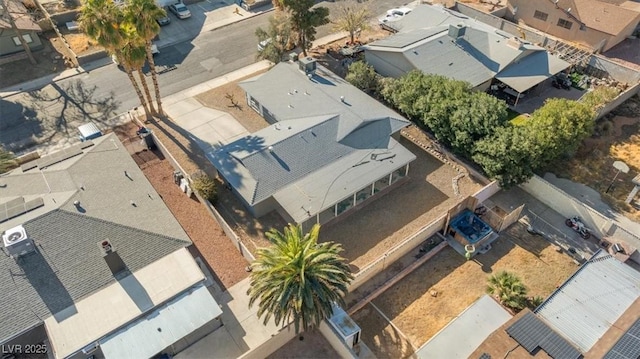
266 329 341 359
355 223 579 358
195 71 270 133
546 95 640 221
320 135 482 270
59 28 103 55
114 122 249 289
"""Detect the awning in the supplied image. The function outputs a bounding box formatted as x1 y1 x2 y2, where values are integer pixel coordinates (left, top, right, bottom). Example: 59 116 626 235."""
99 284 222 359
495 51 571 93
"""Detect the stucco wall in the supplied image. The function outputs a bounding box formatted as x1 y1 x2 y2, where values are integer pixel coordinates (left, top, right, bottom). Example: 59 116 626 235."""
519 175 640 248
505 0 640 52
364 50 414 78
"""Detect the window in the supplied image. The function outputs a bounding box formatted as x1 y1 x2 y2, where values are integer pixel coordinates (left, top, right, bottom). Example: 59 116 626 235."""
12 34 33 46
557 18 573 29
533 10 548 21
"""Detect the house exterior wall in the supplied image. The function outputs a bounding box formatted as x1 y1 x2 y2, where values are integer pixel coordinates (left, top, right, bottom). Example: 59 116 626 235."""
364 50 414 78
0 31 43 56
507 0 639 52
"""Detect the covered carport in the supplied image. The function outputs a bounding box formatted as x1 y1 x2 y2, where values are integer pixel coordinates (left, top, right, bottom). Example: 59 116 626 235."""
494 51 571 107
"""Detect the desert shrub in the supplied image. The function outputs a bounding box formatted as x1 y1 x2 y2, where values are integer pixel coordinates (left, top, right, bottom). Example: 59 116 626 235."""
191 173 217 203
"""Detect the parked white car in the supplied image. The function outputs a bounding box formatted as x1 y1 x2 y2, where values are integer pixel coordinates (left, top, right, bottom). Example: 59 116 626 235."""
378 7 412 25
168 2 191 19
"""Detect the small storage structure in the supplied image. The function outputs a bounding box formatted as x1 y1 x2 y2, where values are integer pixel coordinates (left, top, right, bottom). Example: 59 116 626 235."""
78 123 103 141
328 304 361 350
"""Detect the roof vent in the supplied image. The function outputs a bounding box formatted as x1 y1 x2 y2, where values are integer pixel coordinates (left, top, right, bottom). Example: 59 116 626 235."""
99 239 128 276
448 23 466 39
268 146 274 152
2 225 35 258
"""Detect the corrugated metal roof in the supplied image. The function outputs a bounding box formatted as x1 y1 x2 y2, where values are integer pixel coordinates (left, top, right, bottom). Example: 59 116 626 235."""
99 284 222 359
535 250 640 353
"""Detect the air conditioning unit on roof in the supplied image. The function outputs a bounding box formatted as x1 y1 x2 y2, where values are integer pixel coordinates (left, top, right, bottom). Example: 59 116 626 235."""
2 225 35 258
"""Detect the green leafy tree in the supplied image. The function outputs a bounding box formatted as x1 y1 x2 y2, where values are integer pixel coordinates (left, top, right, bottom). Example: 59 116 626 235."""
345 61 379 94
581 86 620 112
125 0 166 115
0 148 17 174
247 224 353 333
486 271 528 310
525 98 595 167
282 0 329 56
80 0 152 119
332 5 370 44
472 126 534 188
255 14 294 63
448 91 508 157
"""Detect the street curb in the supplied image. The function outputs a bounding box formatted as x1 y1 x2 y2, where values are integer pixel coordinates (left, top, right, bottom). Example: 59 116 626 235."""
0 4 274 99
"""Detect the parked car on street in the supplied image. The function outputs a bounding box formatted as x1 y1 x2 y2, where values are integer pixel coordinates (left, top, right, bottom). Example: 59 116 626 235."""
378 7 412 26
156 12 171 26
168 3 191 19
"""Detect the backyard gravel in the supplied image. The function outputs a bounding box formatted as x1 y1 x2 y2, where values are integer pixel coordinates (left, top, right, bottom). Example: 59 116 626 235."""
115 122 249 289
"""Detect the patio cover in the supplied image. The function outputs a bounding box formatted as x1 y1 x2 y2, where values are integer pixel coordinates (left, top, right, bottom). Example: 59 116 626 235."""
99 284 222 359
495 51 570 93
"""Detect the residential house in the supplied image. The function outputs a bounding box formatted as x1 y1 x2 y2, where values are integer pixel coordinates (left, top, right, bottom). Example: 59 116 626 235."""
364 4 570 98
506 0 640 52
471 249 640 358
207 59 416 230
0 0 43 56
0 134 223 359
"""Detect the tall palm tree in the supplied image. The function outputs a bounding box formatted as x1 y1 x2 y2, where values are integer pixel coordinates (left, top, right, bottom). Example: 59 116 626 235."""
79 0 152 118
248 224 353 333
486 271 528 310
125 0 165 115
119 42 154 119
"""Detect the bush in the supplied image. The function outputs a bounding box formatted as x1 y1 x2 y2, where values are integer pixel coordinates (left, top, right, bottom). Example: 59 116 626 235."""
346 61 379 94
191 173 217 203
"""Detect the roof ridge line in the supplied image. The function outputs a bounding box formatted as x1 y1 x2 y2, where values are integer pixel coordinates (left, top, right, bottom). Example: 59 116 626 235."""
56 209 192 246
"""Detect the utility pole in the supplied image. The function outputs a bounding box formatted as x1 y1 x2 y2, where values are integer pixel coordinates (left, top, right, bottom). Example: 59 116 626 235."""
1 0 37 64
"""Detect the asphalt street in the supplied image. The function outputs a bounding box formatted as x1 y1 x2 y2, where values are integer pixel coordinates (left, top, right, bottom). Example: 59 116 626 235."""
0 0 412 153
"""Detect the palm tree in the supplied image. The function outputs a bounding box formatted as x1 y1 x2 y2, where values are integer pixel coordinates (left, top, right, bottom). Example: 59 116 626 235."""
247 224 353 333
125 0 165 115
119 42 154 119
79 0 152 118
486 271 528 310
0 147 18 174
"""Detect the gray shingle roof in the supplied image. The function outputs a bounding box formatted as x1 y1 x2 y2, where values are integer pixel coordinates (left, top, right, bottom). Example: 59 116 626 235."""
213 63 414 222
0 134 192 343
210 114 411 208
0 210 190 344
239 62 408 140
365 4 569 91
